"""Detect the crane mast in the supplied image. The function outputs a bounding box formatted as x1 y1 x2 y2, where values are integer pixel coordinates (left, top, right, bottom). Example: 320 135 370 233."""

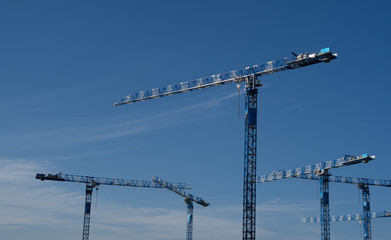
115 48 337 240
36 173 190 240
82 182 96 240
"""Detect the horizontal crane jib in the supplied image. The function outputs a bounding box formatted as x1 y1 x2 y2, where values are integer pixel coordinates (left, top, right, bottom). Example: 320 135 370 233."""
303 211 391 223
114 49 337 106
152 176 209 207
256 154 375 183
286 174 391 187
36 173 191 189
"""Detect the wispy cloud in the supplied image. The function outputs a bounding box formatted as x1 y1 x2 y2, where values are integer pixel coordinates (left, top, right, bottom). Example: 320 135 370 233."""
0 158 320 240
0 91 238 151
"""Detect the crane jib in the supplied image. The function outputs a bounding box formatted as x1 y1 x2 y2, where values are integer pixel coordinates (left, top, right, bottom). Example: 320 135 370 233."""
114 48 337 106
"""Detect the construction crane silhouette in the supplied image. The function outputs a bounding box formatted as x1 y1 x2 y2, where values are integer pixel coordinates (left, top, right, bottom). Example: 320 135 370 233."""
256 153 375 240
303 210 391 223
114 47 337 240
36 173 191 240
152 176 209 240
288 174 391 240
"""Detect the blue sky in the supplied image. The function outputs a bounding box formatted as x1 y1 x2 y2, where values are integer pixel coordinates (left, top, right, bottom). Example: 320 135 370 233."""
1 1 390 240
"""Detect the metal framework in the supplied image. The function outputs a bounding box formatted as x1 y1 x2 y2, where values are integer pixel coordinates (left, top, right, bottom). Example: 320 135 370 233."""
256 154 375 240
360 184 371 240
280 173 390 240
243 84 259 240
185 198 194 240
152 176 209 240
257 154 375 183
115 48 337 240
82 183 95 240
304 211 391 223
36 173 190 240
283 174 389 240
258 164 391 240
320 170 331 240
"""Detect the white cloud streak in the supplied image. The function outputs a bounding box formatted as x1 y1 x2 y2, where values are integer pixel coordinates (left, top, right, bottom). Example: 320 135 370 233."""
0 158 321 240
0 91 238 150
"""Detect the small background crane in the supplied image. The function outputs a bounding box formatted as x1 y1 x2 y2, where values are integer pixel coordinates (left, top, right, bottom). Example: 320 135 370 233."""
114 47 337 240
152 176 209 240
256 153 375 240
303 211 391 240
290 174 391 240
36 173 190 240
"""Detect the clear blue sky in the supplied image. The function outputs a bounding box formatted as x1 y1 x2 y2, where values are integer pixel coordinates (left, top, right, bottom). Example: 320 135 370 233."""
1 1 390 240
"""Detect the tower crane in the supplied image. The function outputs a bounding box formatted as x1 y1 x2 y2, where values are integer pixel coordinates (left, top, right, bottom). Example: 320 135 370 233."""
114 47 337 240
284 174 391 240
36 173 191 240
256 153 375 240
152 176 209 240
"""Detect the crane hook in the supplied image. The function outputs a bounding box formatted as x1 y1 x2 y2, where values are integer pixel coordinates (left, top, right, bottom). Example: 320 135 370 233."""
237 84 241 119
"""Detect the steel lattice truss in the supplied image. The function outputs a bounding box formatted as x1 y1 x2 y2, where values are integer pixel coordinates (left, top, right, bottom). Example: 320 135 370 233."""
258 172 390 187
152 176 208 240
256 154 375 240
36 173 191 189
242 88 258 240
256 154 375 183
303 211 391 223
152 176 208 206
36 173 191 240
114 50 337 106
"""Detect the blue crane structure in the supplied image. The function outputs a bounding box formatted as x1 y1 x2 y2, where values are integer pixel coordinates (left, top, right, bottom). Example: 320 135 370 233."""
152 176 209 240
114 47 337 240
286 174 391 240
256 154 375 240
303 210 391 223
36 173 191 240
303 211 391 240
